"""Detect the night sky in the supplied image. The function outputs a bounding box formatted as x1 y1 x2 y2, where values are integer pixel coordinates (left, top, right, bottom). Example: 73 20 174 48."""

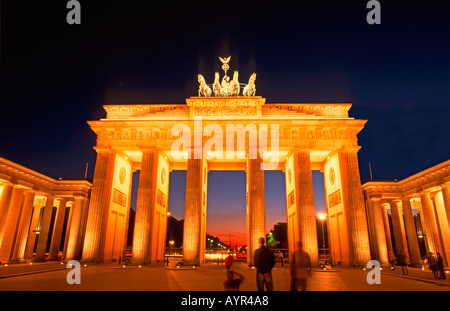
1 1 449 245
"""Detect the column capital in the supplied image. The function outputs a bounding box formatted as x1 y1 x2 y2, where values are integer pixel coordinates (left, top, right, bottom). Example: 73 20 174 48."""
139 147 159 154
419 189 432 196
73 194 87 200
368 194 383 202
440 182 450 190
401 196 413 203
380 201 390 208
21 190 36 200
389 198 402 204
93 146 114 154
57 199 68 206
22 188 36 195
388 200 402 210
338 146 361 153
1 180 17 188
292 149 311 155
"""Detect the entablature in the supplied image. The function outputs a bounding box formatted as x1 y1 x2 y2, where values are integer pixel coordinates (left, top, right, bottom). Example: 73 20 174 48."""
362 159 450 200
0 157 92 200
100 100 356 121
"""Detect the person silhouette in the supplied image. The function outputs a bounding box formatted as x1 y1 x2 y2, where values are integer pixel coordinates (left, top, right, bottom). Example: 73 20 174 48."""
290 241 311 291
225 254 234 272
396 251 408 275
437 252 446 279
427 252 438 279
223 270 245 291
253 237 275 291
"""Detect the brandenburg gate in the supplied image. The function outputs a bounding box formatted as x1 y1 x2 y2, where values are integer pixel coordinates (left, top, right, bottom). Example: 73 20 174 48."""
82 57 371 267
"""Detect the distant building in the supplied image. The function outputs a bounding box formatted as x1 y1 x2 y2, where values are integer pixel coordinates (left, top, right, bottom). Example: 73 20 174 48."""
362 159 450 267
0 157 91 263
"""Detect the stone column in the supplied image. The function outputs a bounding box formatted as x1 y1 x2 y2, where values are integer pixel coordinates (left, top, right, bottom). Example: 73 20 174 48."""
0 183 14 245
197 159 207 264
33 196 55 262
402 197 422 266
25 203 42 259
430 191 449 266
76 198 89 259
182 156 207 266
0 187 25 263
441 184 450 234
65 197 85 260
420 191 442 255
82 150 113 262
61 202 73 259
370 197 389 266
381 203 394 253
339 150 371 266
292 150 318 265
389 200 410 260
246 156 266 267
48 200 67 260
10 191 35 263
366 197 378 260
132 149 158 264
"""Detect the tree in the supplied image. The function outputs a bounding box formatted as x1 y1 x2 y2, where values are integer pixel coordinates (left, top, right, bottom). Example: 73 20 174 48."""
127 208 136 247
272 222 288 248
266 231 278 248
266 222 287 249
166 216 184 247
206 234 229 249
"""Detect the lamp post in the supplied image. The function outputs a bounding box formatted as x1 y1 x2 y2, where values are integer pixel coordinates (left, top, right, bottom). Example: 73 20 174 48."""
317 213 327 258
169 240 174 255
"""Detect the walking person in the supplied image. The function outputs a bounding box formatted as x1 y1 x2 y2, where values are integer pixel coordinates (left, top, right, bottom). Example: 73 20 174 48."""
427 252 438 279
397 251 408 275
436 252 446 279
225 254 234 272
290 241 311 291
223 270 245 291
253 237 275 291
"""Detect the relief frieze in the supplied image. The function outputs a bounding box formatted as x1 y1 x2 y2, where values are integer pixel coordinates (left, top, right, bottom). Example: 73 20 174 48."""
194 105 257 116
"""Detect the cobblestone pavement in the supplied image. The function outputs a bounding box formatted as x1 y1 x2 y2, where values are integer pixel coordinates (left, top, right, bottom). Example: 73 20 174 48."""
0 260 449 291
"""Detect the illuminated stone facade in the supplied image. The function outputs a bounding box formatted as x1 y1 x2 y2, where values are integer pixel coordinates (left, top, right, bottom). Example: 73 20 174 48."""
3 96 447 268
2 90 448 269
84 96 372 266
0 157 91 263
362 160 450 267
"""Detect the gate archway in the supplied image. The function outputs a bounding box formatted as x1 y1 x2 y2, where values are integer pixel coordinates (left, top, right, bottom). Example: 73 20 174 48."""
83 95 371 267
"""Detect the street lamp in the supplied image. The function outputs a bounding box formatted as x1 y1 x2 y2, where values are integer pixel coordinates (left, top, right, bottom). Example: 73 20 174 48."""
317 213 327 221
317 213 327 258
169 240 174 255
417 229 424 239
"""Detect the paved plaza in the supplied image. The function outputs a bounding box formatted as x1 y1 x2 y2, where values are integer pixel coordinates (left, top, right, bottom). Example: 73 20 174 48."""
0 259 449 291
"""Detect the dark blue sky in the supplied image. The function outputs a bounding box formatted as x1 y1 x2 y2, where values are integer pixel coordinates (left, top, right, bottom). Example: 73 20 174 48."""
1 1 449 239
